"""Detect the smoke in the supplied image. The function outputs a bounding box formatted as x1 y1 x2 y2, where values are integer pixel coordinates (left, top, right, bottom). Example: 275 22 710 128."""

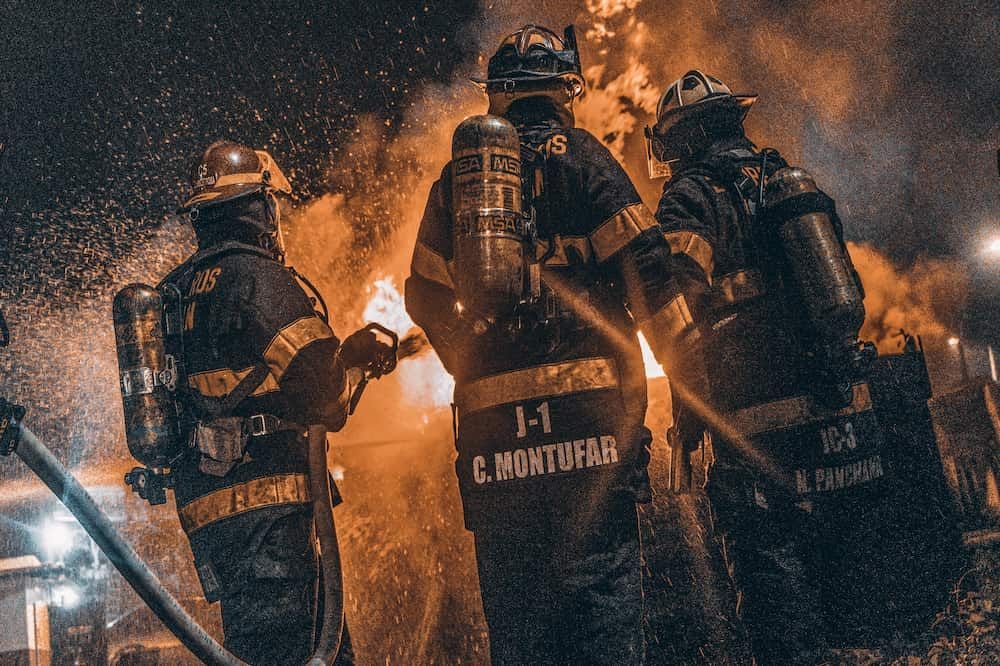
850 241 969 352
466 0 997 262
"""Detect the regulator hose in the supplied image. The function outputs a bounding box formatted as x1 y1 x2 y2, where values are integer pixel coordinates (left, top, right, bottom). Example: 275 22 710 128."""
305 424 346 666
13 425 246 666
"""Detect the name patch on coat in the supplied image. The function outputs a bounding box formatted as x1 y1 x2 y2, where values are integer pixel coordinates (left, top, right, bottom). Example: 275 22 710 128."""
471 435 619 485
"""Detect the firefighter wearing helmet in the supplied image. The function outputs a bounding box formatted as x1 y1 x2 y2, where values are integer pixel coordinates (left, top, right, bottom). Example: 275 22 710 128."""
644 71 889 663
406 25 677 665
160 141 395 664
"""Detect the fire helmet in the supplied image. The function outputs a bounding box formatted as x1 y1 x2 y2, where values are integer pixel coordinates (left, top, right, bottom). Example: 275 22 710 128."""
177 140 292 214
644 70 757 178
474 25 586 121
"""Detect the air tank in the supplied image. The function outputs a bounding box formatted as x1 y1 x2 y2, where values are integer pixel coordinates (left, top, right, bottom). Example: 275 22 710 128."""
766 167 866 348
113 284 183 468
451 114 526 320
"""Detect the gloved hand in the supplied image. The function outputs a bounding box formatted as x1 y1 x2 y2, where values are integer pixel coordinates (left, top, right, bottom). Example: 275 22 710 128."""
631 228 674 293
339 328 397 377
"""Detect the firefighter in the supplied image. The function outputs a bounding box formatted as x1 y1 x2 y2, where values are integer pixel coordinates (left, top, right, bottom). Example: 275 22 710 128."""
644 71 884 663
405 25 676 666
163 141 394 665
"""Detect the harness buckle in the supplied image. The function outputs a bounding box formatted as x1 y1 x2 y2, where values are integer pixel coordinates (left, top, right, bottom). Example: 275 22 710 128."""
249 414 268 437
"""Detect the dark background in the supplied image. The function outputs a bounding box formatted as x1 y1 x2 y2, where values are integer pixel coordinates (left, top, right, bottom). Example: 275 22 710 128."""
0 1 478 305
1 0 996 304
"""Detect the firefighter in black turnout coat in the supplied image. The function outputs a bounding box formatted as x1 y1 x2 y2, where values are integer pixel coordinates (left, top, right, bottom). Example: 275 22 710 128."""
406 25 676 666
163 142 393 665
645 72 886 663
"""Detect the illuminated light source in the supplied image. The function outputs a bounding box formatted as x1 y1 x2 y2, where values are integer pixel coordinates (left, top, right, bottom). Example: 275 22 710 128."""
40 520 75 562
984 237 1000 257
51 584 81 609
637 332 665 379
361 276 454 407
948 336 960 347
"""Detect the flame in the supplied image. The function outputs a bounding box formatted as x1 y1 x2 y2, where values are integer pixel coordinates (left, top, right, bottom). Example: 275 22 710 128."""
638 331 665 378
361 276 454 408
363 277 416 334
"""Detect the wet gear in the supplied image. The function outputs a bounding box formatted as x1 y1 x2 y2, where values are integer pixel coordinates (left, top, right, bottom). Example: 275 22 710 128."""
651 132 959 660
450 114 527 321
113 283 187 470
159 234 354 664
407 97 676 665
474 496 644 665
178 140 291 214
644 71 756 178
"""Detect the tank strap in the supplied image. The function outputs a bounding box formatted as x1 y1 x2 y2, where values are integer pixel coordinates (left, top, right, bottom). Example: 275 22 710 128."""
287 265 330 323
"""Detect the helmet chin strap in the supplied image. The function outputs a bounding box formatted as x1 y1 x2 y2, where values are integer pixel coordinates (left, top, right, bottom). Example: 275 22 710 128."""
258 191 286 263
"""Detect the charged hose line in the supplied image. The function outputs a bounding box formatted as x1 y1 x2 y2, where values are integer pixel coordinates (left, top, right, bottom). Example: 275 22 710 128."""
307 424 346 666
13 425 247 666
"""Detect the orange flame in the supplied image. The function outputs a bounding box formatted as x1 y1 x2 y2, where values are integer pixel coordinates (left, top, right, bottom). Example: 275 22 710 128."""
362 276 454 408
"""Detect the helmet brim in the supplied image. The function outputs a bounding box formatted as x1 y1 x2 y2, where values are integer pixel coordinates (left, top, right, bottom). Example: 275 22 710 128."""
654 94 757 135
471 71 585 87
177 182 265 214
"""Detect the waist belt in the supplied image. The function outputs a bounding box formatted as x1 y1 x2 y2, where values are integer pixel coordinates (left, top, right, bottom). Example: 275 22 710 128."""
728 383 873 437
178 473 311 534
457 357 619 414
248 414 303 437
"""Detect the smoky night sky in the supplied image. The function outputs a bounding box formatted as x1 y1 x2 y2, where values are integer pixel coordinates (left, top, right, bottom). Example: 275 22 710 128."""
1 0 996 295
0 0 997 450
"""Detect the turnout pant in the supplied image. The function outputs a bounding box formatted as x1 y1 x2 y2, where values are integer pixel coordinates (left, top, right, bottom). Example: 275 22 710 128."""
473 496 644 666
186 506 354 665
706 462 825 666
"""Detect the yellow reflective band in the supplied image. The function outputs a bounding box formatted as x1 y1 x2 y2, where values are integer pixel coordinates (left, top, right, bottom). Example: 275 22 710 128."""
212 172 267 188
663 231 714 279
177 473 311 534
730 384 873 437
457 357 619 414
263 316 335 381
533 235 591 267
590 204 658 263
716 270 766 305
647 294 695 341
187 367 279 398
411 242 455 289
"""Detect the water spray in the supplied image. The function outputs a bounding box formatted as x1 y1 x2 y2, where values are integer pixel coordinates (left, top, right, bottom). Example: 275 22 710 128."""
1 422 247 665
0 309 364 665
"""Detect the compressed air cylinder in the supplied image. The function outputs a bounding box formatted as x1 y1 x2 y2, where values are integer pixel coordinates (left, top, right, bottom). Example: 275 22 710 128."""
451 114 525 320
766 167 865 346
113 284 183 468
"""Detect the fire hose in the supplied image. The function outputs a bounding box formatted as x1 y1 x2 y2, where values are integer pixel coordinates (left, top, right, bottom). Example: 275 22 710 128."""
4 416 354 666
0 322 412 664
307 424 345 666
6 422 247 666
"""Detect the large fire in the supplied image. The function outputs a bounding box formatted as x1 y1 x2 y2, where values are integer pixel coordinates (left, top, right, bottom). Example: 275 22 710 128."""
0 2 973 664
361 277 454 407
